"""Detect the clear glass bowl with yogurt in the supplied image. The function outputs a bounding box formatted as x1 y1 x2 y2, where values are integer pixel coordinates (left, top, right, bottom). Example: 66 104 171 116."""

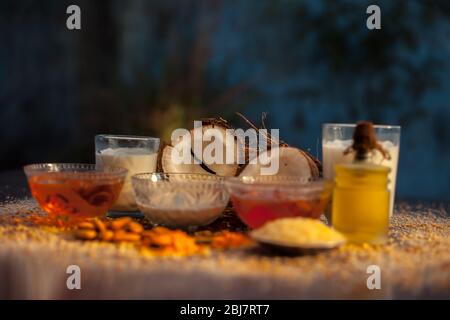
95 135 160 212
131 173 229 229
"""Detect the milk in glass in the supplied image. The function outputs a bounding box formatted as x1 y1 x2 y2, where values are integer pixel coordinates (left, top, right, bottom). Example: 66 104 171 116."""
96 148 158 211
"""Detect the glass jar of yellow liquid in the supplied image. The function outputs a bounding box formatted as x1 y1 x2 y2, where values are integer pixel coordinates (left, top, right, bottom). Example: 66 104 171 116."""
332 163 390 244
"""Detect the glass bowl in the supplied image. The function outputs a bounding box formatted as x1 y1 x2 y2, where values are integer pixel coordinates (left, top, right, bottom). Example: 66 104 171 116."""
24 163 127 222
131 173 229 228
225 176 332 229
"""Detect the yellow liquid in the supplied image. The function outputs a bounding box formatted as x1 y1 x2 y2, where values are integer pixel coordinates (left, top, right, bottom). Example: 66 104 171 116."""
332 164 390 244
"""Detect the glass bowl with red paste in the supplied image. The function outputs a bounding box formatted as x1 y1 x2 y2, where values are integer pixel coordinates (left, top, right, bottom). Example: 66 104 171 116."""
225 176 332 229
24 163 127 224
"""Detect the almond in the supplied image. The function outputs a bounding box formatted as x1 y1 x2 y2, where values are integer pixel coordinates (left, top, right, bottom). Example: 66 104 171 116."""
93 219 107 233
152 226 172 234
127 221 144 234
110 217 133 230
75 229 97 240
113 230 141 242
77 221 95 230
100 230 114 241
151 234 173 246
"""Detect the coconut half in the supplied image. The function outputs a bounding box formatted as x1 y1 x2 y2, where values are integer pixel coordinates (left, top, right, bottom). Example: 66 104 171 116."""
161 145 211 175
161 121 240 177
240 147 320 179
190 123 240 177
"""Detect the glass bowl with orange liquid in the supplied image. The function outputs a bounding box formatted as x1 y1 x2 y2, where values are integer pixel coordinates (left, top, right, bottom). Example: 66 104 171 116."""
24 163 127 224
225 176 332 229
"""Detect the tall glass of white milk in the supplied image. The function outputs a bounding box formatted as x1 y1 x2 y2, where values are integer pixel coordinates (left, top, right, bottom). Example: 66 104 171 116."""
322 124 400 219
95 135 160 213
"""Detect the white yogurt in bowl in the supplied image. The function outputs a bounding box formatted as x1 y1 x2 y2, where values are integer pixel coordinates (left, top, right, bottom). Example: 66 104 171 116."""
131 173 229 229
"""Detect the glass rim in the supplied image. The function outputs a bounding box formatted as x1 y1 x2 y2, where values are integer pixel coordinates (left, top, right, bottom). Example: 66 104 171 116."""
225 176 333 200
131 173 225 191
132 172 224 183
95 134 160 141
23 163 128 177
225 175 331 190
322 123 401 130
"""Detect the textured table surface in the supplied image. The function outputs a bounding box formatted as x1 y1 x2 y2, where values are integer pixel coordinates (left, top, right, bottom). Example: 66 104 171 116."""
0 197 449 300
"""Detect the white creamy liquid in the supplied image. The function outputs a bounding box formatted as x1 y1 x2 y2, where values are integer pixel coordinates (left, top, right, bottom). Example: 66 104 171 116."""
96 147 158 211
323 140 399 217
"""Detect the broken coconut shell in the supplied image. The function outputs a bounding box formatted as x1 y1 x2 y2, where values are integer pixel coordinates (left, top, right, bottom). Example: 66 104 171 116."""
159 114 321 180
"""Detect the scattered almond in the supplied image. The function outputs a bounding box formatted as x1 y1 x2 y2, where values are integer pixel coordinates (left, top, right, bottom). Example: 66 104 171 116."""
110 217 133 230
74 229 97 240
93 219 107 233
74 217 142 243
127 221 144 234
73 218 250 256
113 230 141 243
99 230 114 241
77 221 95 230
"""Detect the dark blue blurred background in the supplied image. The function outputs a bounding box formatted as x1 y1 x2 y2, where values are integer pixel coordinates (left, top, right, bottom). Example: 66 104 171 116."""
1 0 449 201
